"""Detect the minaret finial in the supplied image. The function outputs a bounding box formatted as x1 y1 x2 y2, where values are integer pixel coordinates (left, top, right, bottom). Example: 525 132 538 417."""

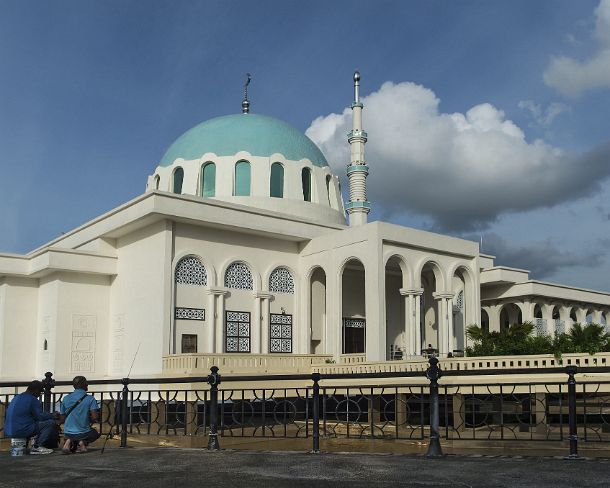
353 71 360 103
242 73 252 114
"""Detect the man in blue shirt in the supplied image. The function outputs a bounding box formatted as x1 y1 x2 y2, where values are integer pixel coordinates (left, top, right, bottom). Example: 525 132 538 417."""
60 376 100 454
4 380 57 454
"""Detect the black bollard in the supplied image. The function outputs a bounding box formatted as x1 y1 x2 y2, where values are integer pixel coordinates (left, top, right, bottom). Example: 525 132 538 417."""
426 357 443 457
207 366 221 450
120 378 129 448
41 372 55 414
566 365 579 459
311 372 321 453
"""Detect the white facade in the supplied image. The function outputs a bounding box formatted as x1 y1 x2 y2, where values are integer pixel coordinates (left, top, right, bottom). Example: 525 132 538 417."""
1 79 609 381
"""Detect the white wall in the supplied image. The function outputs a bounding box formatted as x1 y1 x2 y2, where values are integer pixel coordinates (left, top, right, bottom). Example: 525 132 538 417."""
109 220 172 377
0 277 38 379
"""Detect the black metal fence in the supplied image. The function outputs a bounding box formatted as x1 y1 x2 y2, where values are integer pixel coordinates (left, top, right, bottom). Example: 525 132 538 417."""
2 361 610 457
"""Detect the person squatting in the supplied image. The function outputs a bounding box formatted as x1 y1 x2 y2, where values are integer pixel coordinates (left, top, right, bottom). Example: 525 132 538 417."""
4 375 101 455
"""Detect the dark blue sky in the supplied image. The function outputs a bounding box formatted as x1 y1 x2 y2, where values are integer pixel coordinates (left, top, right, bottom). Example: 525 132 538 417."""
1 0 608 290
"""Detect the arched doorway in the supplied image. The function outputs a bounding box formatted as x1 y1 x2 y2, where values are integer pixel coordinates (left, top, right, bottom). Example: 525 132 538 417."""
420 262 443 352
385 256 406 360
310 267 327 354
451 266 474 352
500 303 522 332
341 259 366 354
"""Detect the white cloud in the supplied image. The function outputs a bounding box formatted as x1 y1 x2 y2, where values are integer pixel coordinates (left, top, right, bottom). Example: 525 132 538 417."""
518 100 569 128
544 0 610 97
306 81 610 231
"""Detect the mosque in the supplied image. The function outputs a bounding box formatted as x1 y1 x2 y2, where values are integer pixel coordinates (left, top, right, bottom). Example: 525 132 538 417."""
1 73 609 381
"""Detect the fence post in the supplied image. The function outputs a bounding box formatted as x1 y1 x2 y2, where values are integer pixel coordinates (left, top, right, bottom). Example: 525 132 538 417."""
120 378 129 448
566 365 578 459
311 372 321 453
426 356 443 457
207 366 221 450
41 372 55 414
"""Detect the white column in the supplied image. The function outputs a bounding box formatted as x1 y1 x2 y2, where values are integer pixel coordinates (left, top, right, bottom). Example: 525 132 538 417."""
433 292 453 356
206 291 216 353
400 288 423 357
542 303 554 335
521 300 536 324
592 310 603 324
252 296 262 354
415 293 422 355
485 304 501 332
261 297 270 354
446 297 454 354
559 305 571 333
216 292 226 353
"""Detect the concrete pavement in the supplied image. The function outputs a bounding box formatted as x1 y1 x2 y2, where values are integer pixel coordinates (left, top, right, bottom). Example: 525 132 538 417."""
1 447 610 487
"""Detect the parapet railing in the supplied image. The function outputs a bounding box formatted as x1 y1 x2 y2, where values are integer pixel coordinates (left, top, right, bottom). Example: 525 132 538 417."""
3 363 610 457
162 353 334 375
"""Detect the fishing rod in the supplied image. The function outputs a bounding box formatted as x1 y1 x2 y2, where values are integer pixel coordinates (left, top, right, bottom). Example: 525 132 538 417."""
101 343 140 454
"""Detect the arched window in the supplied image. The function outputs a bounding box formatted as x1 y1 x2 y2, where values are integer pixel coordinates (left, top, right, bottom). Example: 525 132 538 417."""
201 162 216 198
175 256 207 285
154 174 160 190
224 262 253 290
325 175 332 205
302 167 311 202
269 267 294 294
270 163 284 198
234 160 251 196
173 167 184 194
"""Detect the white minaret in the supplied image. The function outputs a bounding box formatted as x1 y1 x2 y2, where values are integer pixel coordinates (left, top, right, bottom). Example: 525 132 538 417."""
346 71 371 226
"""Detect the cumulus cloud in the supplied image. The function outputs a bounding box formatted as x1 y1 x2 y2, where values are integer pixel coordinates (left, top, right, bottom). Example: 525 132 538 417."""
479 233 605 280
518 100 569 128
306 81 610 231
544 0 610 97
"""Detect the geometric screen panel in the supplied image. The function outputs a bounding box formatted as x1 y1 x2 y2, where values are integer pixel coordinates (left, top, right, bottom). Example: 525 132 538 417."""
225 310 250 353
269 313 292 353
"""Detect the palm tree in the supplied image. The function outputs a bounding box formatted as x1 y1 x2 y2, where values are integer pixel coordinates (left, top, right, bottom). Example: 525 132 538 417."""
568 323 609 354
466 324 486 342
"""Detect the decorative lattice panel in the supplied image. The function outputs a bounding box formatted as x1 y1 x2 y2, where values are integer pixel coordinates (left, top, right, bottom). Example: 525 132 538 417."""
534 318 547 336
225 311 250 352
224 262 253 290
456 291 464 311
343 318 366 328
269 267 294 294
175 256 207 285
174 307 205 321
554 319 565 334
270 313 292 353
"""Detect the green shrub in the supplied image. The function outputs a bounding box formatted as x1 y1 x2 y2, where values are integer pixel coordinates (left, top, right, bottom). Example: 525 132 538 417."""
465 322 608 357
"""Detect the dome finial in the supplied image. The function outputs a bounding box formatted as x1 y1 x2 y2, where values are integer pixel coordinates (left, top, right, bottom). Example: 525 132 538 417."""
242 73 252 114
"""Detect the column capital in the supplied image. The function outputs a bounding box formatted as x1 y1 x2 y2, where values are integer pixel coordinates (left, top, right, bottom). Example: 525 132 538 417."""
253 291 273 299
206 287 229 296
400 288 423 296
433 292 454 301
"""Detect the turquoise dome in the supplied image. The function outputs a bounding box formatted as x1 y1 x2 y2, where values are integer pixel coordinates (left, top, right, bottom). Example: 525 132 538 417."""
159 114 328 167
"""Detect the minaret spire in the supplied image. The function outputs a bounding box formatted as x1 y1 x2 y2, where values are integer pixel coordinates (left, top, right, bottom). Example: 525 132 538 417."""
346 71 371 226
242 73 252 114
